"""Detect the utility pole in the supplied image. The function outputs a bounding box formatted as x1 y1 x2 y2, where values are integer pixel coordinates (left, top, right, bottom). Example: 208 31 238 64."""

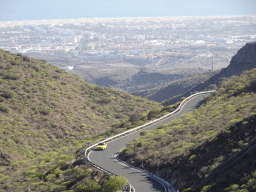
212 53 214 71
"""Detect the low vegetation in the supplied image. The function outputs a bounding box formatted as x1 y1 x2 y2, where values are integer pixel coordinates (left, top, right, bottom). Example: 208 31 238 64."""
120 67 256 191
70 64 209 93
0 49 162 191
104 103 180 135
132 70 219 103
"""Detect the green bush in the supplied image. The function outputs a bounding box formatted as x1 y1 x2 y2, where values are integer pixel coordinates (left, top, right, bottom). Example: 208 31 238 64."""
129 113 147 124
62 167 79 176
140 130 148 136
76 169 90 180
0 96 5 102
80 123 86 129
224 184 239 191
133 120 145 127
31 64 40 72
45 173 56 181
52 167 62 177
101 97 112 104
32 87 38 93
51 122 59 128
39 107 52 115
147 108 161 119
188 155 197 161
55 179 62 184
34 172 44 179
183 188 193 192
49 184 66 192
5 64 13 70
22 56 30 62
40 59 47 63
29 172 43 179
201 185 212 192
2 90 15 99
67 94 74 99
10 60 19 66
53 74 60 79
23 87 32 93
26 169 37 175
76 180 101 192
55 69 64 74
0 54 3 62
51 102 59 106
58 159 69 167
114 113 125 119
62 181 72 186
3 72 21 80
0 103 11 113
137 141 146 147
104 176 127 192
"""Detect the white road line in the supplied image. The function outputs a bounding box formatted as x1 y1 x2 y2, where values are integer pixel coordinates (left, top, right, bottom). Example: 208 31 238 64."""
87 92 214 192
112 149 168 192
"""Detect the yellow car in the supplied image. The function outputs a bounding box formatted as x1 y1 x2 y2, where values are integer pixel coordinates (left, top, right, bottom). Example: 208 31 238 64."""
96 142 107 150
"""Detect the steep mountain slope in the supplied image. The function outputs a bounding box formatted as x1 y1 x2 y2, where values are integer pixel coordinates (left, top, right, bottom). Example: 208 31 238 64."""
0 50 162 191
131 70 219 103
163 42 256 106
120 66 256 191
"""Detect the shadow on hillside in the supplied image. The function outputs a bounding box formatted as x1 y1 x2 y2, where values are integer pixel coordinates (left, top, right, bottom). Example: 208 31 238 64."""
186 99 206 112
144 176 166 192
121 167 166 191
130 173 166 191
163 115 256 191
194 100 206 109
164 43 256 106
230 81 256 97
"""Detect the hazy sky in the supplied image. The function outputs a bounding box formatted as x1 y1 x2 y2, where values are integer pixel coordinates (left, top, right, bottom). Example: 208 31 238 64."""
0 0 255 21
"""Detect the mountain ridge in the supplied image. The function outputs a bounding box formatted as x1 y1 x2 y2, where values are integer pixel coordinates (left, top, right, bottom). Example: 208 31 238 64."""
163 42 256 105
70 65 209 93
131 70 219 103
119 43 256 191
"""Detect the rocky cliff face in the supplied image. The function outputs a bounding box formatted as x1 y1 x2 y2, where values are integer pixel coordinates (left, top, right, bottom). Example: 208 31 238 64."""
222 42 256 77
163 42 256 105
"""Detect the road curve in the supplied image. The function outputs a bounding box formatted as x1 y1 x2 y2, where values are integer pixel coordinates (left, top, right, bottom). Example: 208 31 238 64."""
89 93 211 192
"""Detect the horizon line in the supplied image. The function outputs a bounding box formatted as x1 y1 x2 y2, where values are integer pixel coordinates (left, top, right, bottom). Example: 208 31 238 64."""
0 14 255 24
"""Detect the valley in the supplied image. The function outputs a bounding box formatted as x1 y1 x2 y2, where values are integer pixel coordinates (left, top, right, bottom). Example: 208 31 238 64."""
0 25 256 192
1 15 255 95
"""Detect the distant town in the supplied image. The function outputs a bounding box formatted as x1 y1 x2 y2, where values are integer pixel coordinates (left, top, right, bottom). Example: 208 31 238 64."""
0 15 255 71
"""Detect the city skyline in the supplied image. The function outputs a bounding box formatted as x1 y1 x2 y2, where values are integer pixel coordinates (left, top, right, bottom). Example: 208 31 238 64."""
0 0 255 22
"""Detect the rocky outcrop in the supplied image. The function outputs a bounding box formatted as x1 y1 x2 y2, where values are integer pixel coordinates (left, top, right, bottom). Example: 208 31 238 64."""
163 42 256 106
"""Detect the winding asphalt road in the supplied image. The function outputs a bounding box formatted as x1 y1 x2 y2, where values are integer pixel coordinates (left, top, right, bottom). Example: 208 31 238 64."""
89 93 211 192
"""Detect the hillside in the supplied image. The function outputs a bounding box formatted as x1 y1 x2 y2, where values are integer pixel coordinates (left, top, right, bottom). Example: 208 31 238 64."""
163 42 256 106
131 70 219 103
69 65 208 93
120 66 256 191
0 49 162 191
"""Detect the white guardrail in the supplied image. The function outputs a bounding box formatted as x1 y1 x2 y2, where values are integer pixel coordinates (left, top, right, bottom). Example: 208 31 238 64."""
84 90 216 192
